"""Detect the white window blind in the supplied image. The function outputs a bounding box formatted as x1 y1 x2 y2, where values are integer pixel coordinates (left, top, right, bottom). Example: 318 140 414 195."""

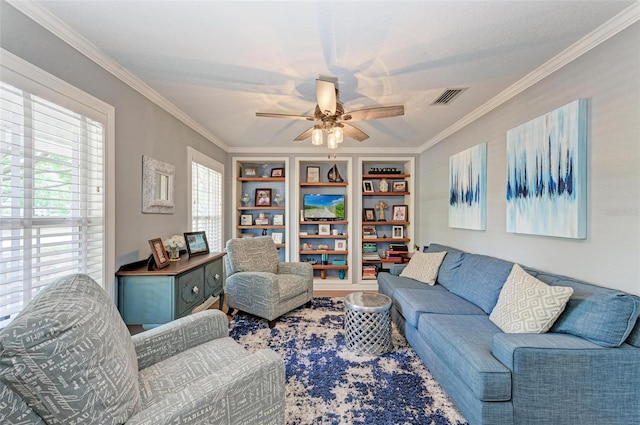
190 151 223 252
0 81 105 327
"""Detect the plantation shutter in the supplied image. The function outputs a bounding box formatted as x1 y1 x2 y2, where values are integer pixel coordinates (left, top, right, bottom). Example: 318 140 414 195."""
0 81 105 327
191 153 223 252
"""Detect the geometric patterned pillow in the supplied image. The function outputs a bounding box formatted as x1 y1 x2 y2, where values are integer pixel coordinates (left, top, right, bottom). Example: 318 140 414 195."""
399 251 447 285
490 264 574 333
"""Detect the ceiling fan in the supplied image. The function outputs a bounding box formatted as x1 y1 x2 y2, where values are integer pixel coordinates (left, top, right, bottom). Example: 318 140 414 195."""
256 77 404 147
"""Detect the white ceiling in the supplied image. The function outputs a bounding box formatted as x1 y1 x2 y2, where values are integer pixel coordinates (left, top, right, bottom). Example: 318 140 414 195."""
28 1 636 153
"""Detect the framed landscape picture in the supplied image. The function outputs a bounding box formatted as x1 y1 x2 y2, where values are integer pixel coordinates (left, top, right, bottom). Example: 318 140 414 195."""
183 231 210 257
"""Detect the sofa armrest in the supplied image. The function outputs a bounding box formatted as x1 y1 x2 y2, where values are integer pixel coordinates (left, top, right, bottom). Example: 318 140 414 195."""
389 264 407 276
125 349 285 425
132 310 229 370
492 333 640 424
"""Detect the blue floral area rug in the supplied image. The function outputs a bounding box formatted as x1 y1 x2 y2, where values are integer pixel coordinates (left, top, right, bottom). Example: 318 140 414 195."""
229 297 468 425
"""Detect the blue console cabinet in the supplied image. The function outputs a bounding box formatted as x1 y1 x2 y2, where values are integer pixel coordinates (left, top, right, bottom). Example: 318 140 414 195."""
116 252 225 327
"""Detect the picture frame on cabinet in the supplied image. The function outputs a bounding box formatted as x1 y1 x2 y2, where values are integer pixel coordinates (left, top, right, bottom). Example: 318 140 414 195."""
243 167 257 177
363 208 375 222
240 214 253 226
363 180 374 192
392 226 404 239
318 224 330 235
255 188 272 206
393 181 407 192
335 240 347 251
306 166 320 183
392 204 408 222
271 168 284 177
148 238 170 269
273 214 284 225
183 231 210 257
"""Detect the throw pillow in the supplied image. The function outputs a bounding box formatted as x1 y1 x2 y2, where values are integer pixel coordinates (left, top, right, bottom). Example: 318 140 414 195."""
399 251 447 285
490 264 574 333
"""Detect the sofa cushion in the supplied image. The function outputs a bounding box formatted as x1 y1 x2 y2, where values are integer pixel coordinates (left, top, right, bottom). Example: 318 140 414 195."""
448 253 514 314
0 274 141 424
225 236 279 274
526 270 640 347
490 264 573 333
399 251 446 285
377 272 435 299
394 287 485 328
418 314 511 401
424 243 465 289
626 305 640 347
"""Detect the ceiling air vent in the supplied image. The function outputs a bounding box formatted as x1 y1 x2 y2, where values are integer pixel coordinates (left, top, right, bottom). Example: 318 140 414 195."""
431 88 468 105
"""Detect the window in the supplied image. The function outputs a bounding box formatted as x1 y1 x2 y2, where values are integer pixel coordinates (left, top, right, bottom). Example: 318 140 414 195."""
0 50 114 328
188 147 223 252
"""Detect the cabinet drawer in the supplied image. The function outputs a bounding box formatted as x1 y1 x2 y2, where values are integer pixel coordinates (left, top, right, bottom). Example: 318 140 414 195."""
175 268 205 317
204 259 224 298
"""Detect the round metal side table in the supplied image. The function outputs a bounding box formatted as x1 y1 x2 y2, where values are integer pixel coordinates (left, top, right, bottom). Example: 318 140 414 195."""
344 292 393 355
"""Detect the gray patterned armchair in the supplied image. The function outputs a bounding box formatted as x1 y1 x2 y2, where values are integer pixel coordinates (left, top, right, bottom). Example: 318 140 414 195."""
225 236 313 327
0 274 285 425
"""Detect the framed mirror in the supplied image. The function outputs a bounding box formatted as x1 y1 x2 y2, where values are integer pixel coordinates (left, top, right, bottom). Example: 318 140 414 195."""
142 155 175 214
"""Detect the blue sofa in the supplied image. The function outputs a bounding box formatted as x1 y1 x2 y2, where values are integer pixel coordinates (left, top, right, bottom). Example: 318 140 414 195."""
378 243 640 425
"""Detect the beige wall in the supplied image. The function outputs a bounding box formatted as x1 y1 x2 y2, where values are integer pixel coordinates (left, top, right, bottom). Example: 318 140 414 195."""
419 23 640 295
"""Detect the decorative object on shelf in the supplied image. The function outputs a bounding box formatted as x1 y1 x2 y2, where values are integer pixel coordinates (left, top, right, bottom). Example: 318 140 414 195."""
272 232 283 244
255 188 272 206
392 204 408 222
335 240 347 251
148 238 170 269
262 229 268 236
163 234 186 261
379 178 389 192
320 270 327 279
273 214 284 225
306 166 320 183
339 269 345 279
392 226 404 239
271 167 284 177
260 164 269 178
369 167 401 174
142 155 175 214
506 99 587 239
449 142 487 231
375 200 388 221
243 167 257 177
255 212 269 225
318 224 330 235
241 192 251 206
363 208 375 222
273 190 283 206
183 231 210 257
362 181 374 192
392 181 407 192
327 164 344 182
321 253 329 265
240 214 253 226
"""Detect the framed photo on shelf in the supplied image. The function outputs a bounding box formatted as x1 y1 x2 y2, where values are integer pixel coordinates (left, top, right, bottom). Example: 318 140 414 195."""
363 208 375 222
306 166 320 183
392 181 407 192
271 168 284 177
243 167 257 177
392 225 404 239
240 214 253 226
148 238 170 269
362 180 374 192
318 224 330 235
335 239 347 251
271 232 283 244
392 204 408 222
273 214 284 225
183 231 210 257
255 188 272 206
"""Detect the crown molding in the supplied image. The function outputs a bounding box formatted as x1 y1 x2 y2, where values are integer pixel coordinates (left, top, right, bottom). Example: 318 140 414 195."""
7 0 230 152
420 2 640 153
226 145 420 155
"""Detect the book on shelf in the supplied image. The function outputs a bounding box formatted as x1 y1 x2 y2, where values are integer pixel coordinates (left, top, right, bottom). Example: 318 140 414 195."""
363 243 377 253
362 264 378 279
389 243 408 251
362 226 377 239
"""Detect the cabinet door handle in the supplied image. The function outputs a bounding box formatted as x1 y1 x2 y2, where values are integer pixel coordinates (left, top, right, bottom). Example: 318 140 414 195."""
192 286 199 294
214 273 220 280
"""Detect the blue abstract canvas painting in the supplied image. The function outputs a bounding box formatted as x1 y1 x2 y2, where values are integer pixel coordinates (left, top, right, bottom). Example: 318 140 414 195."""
449 143 486 230
506 99 587 238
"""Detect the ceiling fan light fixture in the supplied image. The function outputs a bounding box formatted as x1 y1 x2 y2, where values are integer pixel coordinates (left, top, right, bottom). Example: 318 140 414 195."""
334 125 344 143
312 127 323 145
327 132 338 149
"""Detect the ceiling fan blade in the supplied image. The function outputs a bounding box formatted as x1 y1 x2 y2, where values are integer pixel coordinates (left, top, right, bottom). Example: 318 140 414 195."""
294 127 315 141
316 79 336 116
342 105 404 122
342 123 369 142
256 112 314 121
